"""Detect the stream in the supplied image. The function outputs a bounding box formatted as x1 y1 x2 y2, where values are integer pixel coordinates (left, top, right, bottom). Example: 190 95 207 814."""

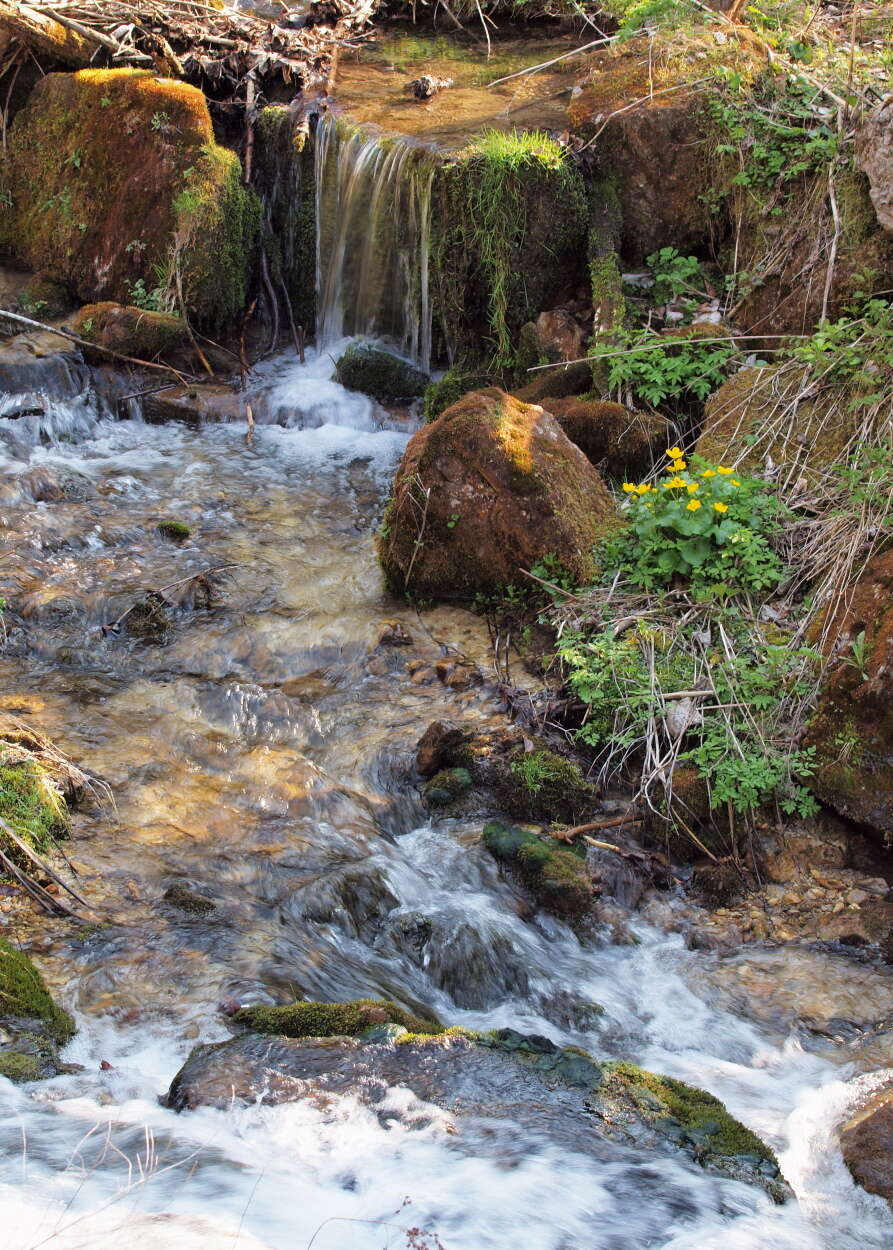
1 344 893 1249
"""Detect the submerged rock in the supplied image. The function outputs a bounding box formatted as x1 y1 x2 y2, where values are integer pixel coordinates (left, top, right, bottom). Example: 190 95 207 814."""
840 1084 893 1205
378 388 619 601
164 1023 787 1200
334 344 429 402
423 766 473 807
0 936 75 1082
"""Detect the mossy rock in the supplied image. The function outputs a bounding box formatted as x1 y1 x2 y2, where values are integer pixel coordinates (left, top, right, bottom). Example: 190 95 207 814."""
0 936 75 1049
2 69 260 328
233 997 442 1039
604 1062 780 1169
74 302 188 360
482 820 592 918
124 594 172 642
423 766 473 808
378 388 620 601
538 397 669 482
162 882 215 915
0 756 69 855
335 344 429 402
424 368 491 422
512 360 594 406
156 519 191 544
493 748 596 824
19 274 72 319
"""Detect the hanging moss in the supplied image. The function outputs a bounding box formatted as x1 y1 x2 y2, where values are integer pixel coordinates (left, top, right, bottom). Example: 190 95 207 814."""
431 130 588 370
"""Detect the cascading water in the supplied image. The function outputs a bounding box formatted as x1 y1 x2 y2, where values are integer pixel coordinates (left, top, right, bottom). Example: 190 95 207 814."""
1 349 893 1250
314 115 435 371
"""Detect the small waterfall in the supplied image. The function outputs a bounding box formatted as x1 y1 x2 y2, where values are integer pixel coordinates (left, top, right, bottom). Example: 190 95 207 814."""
314 115 435 372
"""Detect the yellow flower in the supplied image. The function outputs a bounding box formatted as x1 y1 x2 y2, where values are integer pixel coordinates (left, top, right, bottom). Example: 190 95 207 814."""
672 459 687 472
701 469 716 478
714 501 728 513
731 479 741 486
666 446 684 460
622 482 636 493
664 476 686 489
687 499 702 511
686 482 699 493
636 484 652 495
717 466 733 475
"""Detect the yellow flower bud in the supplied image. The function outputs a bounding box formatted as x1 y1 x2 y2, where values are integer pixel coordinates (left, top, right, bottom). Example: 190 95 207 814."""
686 482 699 493
701 469 716 478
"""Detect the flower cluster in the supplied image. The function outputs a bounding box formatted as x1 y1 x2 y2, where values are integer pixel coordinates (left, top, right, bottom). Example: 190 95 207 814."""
604 447 785 595
622 448 741 515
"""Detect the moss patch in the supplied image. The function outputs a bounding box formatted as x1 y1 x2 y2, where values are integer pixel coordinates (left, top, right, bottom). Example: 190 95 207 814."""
0 757 69 855
482 820 591 918
156 520 191 543
233 998 442 1039
0 937 75 1044
335 344 429 402
74 302 187 359
423 767 473 807
0 1051 43 1083
497 748 596 823
605 1061 778 1164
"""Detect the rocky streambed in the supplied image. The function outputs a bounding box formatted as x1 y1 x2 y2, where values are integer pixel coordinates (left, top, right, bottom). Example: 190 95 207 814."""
0 345 890 1249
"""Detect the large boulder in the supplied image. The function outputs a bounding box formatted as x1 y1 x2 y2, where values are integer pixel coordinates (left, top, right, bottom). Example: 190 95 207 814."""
857 99 893 233
378 388 619 600
840 1084 893 1204
0 69 261 328
164 1021 787 1201
73 302 188 360
805 550 893 842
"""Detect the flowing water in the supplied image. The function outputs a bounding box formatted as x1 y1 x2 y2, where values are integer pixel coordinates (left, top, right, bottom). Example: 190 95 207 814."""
1 345 893 1249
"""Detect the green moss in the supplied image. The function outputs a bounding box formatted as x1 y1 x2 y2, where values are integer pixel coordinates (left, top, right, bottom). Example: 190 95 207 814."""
20 274 72 319
162 882 214 914
234 998 442 1039
0 758 69 854
423 767 473 807
424 369 490 422
482 820 591 918
156 520 190 543
335 344 429 401
432 130 588 369
503 748 595 822
254 106 316 332
606 1062 777 1162
0 937 75 1044
73 303 187 359
0 1051 42 1082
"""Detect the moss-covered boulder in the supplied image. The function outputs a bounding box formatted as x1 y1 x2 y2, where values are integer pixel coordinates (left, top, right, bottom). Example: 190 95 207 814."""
493 748 596 824
423 767 473 808
483 820 592 918
378 388 619 601
334 344 429 402
804 550 893 842
0 936 75 1082
1 69 260 328
233 997 442 1039
538 397 668 481
424 368 491 422
74 302 188 360
512 360 594 407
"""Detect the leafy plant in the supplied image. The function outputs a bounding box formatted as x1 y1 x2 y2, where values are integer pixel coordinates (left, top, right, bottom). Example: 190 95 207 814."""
603 448 786 597
124 276 168 312
151 111 171 132
596 326 737 407
645 247 703 310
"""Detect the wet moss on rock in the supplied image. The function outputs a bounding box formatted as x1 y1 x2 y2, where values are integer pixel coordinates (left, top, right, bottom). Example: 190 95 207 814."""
495 748 596 824
0 936 75 1046
423 766 473 807
162 882 215 915
335 344 429 402
74 302 188 360
156 520 191 544
233 998 442 1039
423 368 490 422
482 820 591 918
0 757 69 854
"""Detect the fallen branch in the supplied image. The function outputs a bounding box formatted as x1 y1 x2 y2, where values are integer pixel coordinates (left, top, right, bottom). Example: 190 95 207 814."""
0 815 90 909
550 811 641 841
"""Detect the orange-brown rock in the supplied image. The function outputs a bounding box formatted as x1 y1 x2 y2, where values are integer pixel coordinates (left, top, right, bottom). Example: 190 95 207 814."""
540 397 668 480
377 388 620 601
840 1085 893 1205
804 550 893 842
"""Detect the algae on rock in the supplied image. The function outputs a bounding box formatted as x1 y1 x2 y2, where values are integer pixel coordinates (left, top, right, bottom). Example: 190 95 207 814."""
233 997 442 1039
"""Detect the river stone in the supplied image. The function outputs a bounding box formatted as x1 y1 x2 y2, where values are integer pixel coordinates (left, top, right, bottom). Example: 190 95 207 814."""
840 1084 893 1204
164 1029 788 1201
378 388 619 601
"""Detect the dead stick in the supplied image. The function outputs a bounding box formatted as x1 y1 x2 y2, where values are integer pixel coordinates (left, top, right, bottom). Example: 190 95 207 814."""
551 812 640 841
0 816 90 907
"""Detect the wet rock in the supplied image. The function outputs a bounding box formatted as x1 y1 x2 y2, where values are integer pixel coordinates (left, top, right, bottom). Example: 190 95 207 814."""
414 923 532 1008
415 721 469 777
143 383 246 425
376 620 413 647
162 882 215 916
840 1084 893 1205
164 1026 786 1199
334 344 429 402
74 303 188 361
19 274 73 320
20 466 64 503
378 388 619 600
0 936 76 1082
156 519 191 544
408 74 453 100
539 397 668 481
804 550 893 843
858 98 893 232
518 309 585 365
434 658 481 690
483 820 592 918
423 767 472 808
123 593 172 643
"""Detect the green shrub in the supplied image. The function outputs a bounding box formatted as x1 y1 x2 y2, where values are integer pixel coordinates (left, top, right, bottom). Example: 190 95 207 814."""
596 327 738 408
